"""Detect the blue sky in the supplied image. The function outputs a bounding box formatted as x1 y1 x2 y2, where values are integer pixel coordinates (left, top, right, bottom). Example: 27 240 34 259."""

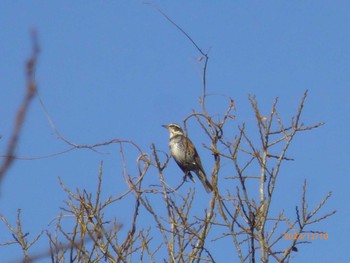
0 1 349 262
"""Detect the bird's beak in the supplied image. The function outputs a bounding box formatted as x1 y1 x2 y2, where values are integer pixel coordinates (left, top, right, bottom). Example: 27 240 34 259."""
162 124 168 129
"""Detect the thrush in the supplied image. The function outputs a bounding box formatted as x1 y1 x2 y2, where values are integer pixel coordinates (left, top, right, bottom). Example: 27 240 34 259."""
162 123 213 193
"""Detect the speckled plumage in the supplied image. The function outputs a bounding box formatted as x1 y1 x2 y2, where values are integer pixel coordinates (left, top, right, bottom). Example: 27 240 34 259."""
163 123 213 193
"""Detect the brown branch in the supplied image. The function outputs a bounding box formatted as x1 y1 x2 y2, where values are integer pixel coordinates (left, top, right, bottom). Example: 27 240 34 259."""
0 30 39 185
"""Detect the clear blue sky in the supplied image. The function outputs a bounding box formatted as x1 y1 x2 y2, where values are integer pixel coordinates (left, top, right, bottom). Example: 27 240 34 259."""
0 1 349 262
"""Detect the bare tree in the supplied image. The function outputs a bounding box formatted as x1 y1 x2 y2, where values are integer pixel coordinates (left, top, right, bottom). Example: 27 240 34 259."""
0 13 335 263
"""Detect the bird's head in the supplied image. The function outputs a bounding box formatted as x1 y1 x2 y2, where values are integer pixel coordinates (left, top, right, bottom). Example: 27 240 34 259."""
162 123 184 138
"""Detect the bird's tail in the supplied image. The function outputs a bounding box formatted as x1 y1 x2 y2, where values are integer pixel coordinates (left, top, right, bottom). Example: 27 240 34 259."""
196 169 213 193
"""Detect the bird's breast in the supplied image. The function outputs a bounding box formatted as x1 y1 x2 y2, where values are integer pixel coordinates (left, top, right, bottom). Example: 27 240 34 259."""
170 141 184 160
169 136 195 165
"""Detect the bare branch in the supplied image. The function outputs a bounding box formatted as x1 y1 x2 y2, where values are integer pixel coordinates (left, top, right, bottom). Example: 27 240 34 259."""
0 30 38 185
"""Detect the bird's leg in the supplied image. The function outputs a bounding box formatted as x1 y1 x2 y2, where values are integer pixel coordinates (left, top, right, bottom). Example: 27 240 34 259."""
183 172 190 182
184 171 195 183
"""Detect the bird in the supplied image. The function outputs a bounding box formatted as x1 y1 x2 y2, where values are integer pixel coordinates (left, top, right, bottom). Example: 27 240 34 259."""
162 123 213 193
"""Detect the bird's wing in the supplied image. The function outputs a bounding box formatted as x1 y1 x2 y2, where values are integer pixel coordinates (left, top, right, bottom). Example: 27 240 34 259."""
191 145 206 176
